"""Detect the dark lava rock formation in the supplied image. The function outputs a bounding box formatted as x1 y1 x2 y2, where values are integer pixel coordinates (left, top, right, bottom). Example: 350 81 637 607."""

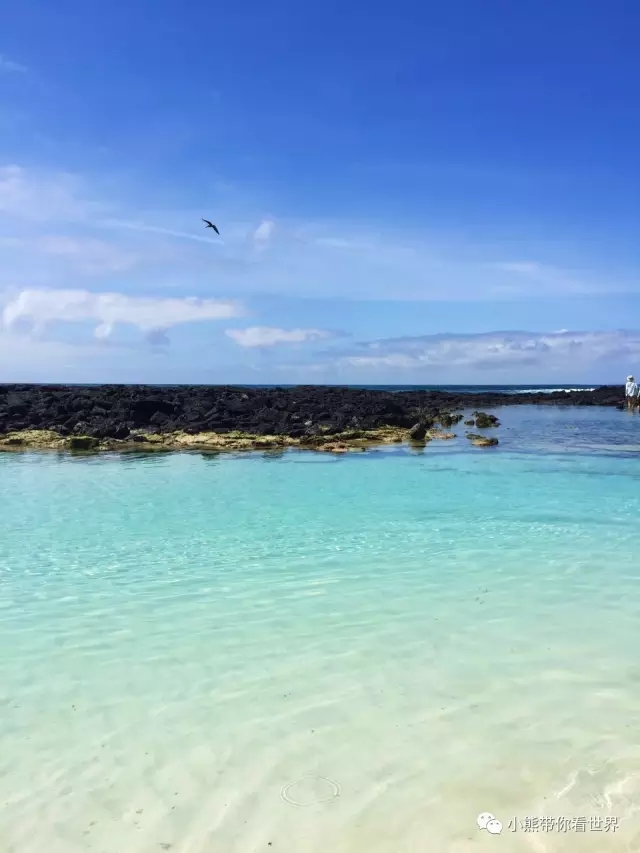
472 412 501 428
0 384 625 440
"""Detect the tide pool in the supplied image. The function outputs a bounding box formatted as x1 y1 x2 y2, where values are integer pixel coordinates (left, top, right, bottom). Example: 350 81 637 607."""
1 406 640 852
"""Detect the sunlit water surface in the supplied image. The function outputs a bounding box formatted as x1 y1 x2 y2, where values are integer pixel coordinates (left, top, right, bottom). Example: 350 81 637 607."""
2 406 640 852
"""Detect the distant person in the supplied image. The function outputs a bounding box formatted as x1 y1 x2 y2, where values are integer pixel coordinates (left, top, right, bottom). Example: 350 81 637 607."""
625 375 638 410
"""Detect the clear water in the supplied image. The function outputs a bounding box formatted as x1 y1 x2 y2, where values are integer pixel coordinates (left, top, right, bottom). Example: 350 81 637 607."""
2 406 640 853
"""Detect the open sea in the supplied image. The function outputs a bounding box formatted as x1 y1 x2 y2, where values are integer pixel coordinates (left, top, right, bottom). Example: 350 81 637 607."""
2 403 640 853
61 383 599 394
243 384 599 394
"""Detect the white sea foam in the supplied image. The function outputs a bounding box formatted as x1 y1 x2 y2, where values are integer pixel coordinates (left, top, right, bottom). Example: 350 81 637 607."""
513 387 597 394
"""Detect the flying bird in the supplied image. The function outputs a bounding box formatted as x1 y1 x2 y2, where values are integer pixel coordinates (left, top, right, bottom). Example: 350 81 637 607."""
202 218 220 235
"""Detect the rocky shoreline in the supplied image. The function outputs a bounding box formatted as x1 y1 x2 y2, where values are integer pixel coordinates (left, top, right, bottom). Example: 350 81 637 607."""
0 425 463 455
0 384 623 455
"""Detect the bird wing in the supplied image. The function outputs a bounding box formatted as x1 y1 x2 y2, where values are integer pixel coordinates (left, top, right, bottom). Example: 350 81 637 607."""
212 224 220 235
202 218 213 227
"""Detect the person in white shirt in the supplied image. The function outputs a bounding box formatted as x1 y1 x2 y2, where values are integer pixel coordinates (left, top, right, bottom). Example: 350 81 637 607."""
625 375 638 410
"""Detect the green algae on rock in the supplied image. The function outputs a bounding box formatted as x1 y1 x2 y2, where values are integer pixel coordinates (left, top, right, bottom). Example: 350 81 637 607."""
67 436 100 451
0 430 66 450
426 429 457 440
466 432 499 447
472 412 501 428
0 423 504 453
0 425 414 455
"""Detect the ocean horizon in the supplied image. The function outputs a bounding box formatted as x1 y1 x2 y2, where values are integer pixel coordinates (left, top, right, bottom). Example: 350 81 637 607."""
246 384 600 394
2 403 639 852
1 382 601 395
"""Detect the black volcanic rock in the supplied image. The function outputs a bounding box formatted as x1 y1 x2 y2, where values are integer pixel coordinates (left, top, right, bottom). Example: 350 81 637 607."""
473 411 501 428
0 384 625 439
409 422 428 440
439 412 464 428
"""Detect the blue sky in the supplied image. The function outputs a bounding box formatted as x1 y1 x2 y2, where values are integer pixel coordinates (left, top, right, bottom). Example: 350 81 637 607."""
1 0 640 383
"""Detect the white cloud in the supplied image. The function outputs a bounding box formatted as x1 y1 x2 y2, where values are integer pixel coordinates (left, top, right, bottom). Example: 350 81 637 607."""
102 219 217 245
487 261 588 296
0 326 181 383
2 288 244 341
35 235 138 274
225 326 333 347
328 330 640 372
0 331 92 381
145 328 171 346
0 55 26 74
253 219 275 249
93 322 114 340
1 164 637 304
0 165 100 222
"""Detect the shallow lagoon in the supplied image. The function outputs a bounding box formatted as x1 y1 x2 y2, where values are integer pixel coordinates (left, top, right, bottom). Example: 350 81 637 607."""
2 405 640 852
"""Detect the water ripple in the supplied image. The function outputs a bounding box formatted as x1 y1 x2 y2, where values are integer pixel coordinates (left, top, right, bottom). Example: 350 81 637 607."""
2 408 640 851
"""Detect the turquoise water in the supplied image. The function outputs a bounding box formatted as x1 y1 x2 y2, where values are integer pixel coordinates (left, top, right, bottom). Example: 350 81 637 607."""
2 406 640 853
